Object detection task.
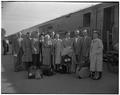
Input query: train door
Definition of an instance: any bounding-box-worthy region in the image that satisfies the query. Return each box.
[103,6,114,52]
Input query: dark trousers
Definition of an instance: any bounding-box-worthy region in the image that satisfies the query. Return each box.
[76,55,79,62]
[51,55,55,70]
[74,55,79,72]
[32,54,40,69]
[24,62,32,71]
[78,56,90,71]
[55,64,60,71]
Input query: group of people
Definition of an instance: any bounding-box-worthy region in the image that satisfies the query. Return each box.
[11,29,103,80]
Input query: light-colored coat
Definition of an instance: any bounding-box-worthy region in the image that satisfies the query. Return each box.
[90,38,103,72]
[62,38,74,73]
[54,39,62,64]
[61,38,73,56]
[42,40,52,65]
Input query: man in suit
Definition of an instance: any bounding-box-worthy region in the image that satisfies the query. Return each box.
[75,29,91,79]
[81,29,92,59]
[79,29,91,72]
[72,29,83,73]
[50,31,56,71]
[22,32,32,71]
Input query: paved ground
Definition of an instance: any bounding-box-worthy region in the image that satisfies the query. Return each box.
[1,55,118,94]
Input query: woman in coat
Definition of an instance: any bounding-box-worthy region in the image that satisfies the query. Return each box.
[61,32,73,73]
[61,32,73,56]
[42,34,52,66]
[54,33,62,71]
[90,31,103,80]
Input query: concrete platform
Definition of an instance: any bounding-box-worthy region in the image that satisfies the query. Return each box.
[1,55,118,94]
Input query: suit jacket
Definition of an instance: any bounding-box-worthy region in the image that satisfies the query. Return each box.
[81,36,92,57]
[90,38,103,71]
[22,37,32,62]
[72,36,83,55]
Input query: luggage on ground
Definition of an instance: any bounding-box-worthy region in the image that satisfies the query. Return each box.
[76,67,90,78]
[58,55,72,73]
[35,69,43,79]
[58,65,67,73]
[40,65,54,76]
[76,57,90,78]
[28,66,36,79]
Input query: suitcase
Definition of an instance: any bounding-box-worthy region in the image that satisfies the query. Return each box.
[28,66,36,79]
[76,57,90,78]
[76,67,90,78]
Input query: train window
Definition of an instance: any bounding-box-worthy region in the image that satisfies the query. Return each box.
[83,12,91,27]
